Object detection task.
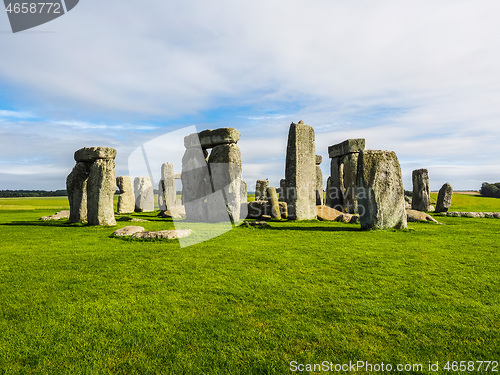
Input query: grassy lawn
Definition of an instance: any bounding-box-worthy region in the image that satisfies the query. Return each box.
[0,195,499,374]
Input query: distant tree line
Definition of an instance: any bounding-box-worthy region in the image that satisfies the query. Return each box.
[480,182,500,198]
[0,190,67,198]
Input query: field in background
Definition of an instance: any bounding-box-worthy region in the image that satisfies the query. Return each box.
[0,194,499,373]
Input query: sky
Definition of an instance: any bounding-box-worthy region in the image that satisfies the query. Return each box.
[1,0,500,191]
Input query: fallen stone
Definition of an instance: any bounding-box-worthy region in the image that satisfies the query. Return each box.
[112,226,145,236]
[435,183,453,213]
[159,206,186,219]
[241,221,269,228]
[406,209,440,223]
[74,147,117,162]
[40,210,70,221]
[328,138,365,158]
[132,229,192,239]
[334,213,359,223]
[316,205,343,221]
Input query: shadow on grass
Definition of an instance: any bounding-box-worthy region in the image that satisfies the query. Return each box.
[266,225,361,232]
[1,220,87,228]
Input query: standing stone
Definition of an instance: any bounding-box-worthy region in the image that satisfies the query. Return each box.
[412,169,431,211]
[67,146,117,226]
[208,143,242,222]
[328,157,343,211]
[158,162,176,211]
[279,179,287,202]
[325,177,332,207]
[285,121,316,220]
[267,186,281,220]
[66,161,91,223]
[240,180,248,220]
[134,177,154,212]
[181,145,213,222]
[340,153,359,213]
[315,156,323,206]
[255,179,269,201]
[116,176,135,214]
[436,182,453,213]
[357,150,407,230]
[87,159,117,226]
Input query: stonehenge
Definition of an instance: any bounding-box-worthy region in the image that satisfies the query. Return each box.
[158,162,177,211]
[356,150,407,230]
[116,176,135,214]
[284,121,316,220]
[181,127,243,223]
[327,138,365,214]
[412,169,431,211]
[435,183,453,213]
[67,147,117,226]
[134,177,155,212]
[315,155,323,206]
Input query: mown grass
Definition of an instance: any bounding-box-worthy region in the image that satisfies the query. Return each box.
[0,195,499,374]
[430,193,500,212]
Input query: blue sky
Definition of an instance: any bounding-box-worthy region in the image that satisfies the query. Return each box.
[1,0,500,191]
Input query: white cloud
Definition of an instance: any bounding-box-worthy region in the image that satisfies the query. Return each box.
[1,0,500,189]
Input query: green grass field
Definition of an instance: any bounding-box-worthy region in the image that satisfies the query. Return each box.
[0,194,499,374]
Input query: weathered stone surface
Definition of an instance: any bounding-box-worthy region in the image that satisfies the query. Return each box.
[132,229,192,239]
[208,143,242,222]
[412,169,431,211]
[158,162,176,211]
[184,128,241,149]
[181,147,213,221]
[278,201,288,219]
[279,179,287,202]
[340,153,359,214]
[134,177,155,213]
[441,211,500,218]
[328,139,365,158]
[87,159,117,226]
[316,165,323,206]
[67,161,91,223]
[285,121,316,220]
[436,183,453,213]
[240,180,248,220]
[328,157,343,211]
[267,187,281,220]
[315,155,322,165]
[158,206,186,219]
[316,205,343,221]
[357,150,407,230]
[112,226,145,236]
[40,210,70,221]
[74,147,116,162]
[247,201,270,219]
[335,213,359,223]
[406,209,440,223]
[255,179,269,201]
[116,176,135,214]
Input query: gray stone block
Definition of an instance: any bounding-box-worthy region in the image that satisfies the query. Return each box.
[328,139,365,158]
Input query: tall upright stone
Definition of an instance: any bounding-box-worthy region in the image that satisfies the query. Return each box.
[240,180,248,220]
[315,155,323,205]
[67,161,91,223]
[412,169,431,211]
[357,150,407,230]
[436,182,453,213]
[328,139,365,213]
[67,146,116,225]
[116,176,135,214]
[158,162,176,211]
[267,186,281,220]
[181,145,213,222]
[87,159,117,226]
[285,121,316,220]
[255,179,269,201]
[208,143,242,222]
[279,179,287,202]
[134,177,154,212]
